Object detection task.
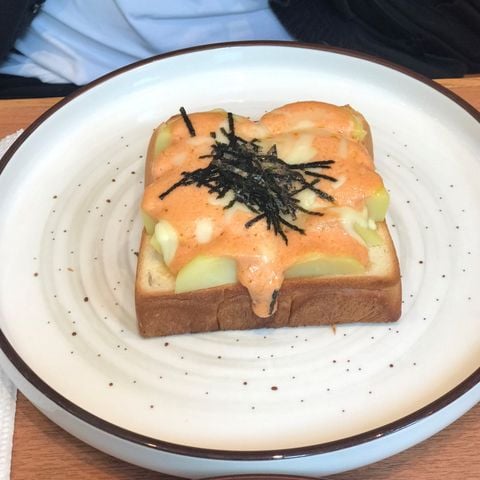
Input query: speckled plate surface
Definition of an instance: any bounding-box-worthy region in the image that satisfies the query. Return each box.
[0,43,479,475]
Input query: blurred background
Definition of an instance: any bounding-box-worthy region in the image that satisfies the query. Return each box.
[0,0,479,98]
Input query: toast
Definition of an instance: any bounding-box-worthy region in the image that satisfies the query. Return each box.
[135,102,401,337]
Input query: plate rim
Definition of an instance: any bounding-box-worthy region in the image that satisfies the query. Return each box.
[1,40,479,461]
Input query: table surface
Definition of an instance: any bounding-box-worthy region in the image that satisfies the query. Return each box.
[1,77,479,480]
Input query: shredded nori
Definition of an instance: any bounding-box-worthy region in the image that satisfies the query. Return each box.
[269,289,280,315]
[180,106,196,137]
[159,108,337,244]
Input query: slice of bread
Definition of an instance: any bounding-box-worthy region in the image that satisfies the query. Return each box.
[135,223,401,337]
[135,103,401,337]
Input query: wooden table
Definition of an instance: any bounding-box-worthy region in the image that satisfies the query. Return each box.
[1,78,479,480]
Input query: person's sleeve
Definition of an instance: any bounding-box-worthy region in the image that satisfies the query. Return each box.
[269,0,480,78]
[0,0,45,63]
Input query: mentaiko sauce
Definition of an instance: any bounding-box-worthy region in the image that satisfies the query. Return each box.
[141,102,384,317]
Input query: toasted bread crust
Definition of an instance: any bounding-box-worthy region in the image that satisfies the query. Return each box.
[136,277,401,337]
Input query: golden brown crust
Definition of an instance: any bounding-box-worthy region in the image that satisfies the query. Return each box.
[136,270,401,337]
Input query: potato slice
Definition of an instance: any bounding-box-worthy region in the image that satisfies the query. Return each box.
[285,255,365,278]
[153,219,178,265]
[141,210,156,235]
[154,123,172,156]
[366,187,389,221]
[351,112,367,142]
[354,223,383,246]
[175,256,237,293]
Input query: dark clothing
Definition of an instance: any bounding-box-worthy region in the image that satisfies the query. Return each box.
[270,0,480,78]
[0,0,76,98]
[0,74,78,99]
[0,0,44,63]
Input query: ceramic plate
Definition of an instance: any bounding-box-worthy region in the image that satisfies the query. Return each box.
[0,43,479,477]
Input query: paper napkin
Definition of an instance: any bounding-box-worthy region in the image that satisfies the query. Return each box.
[0,130,22,480]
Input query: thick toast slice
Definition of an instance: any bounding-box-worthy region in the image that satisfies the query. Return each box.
[135,221,401,337]
[135,103,401,337]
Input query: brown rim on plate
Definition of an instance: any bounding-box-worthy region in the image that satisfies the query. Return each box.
[0,41,479,461]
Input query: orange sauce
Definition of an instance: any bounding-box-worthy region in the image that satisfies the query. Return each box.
[142,102,384,317]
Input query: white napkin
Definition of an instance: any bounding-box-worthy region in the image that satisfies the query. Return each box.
[0,130,22,480]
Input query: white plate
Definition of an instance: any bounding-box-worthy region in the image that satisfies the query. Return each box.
[0,43,479,477]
